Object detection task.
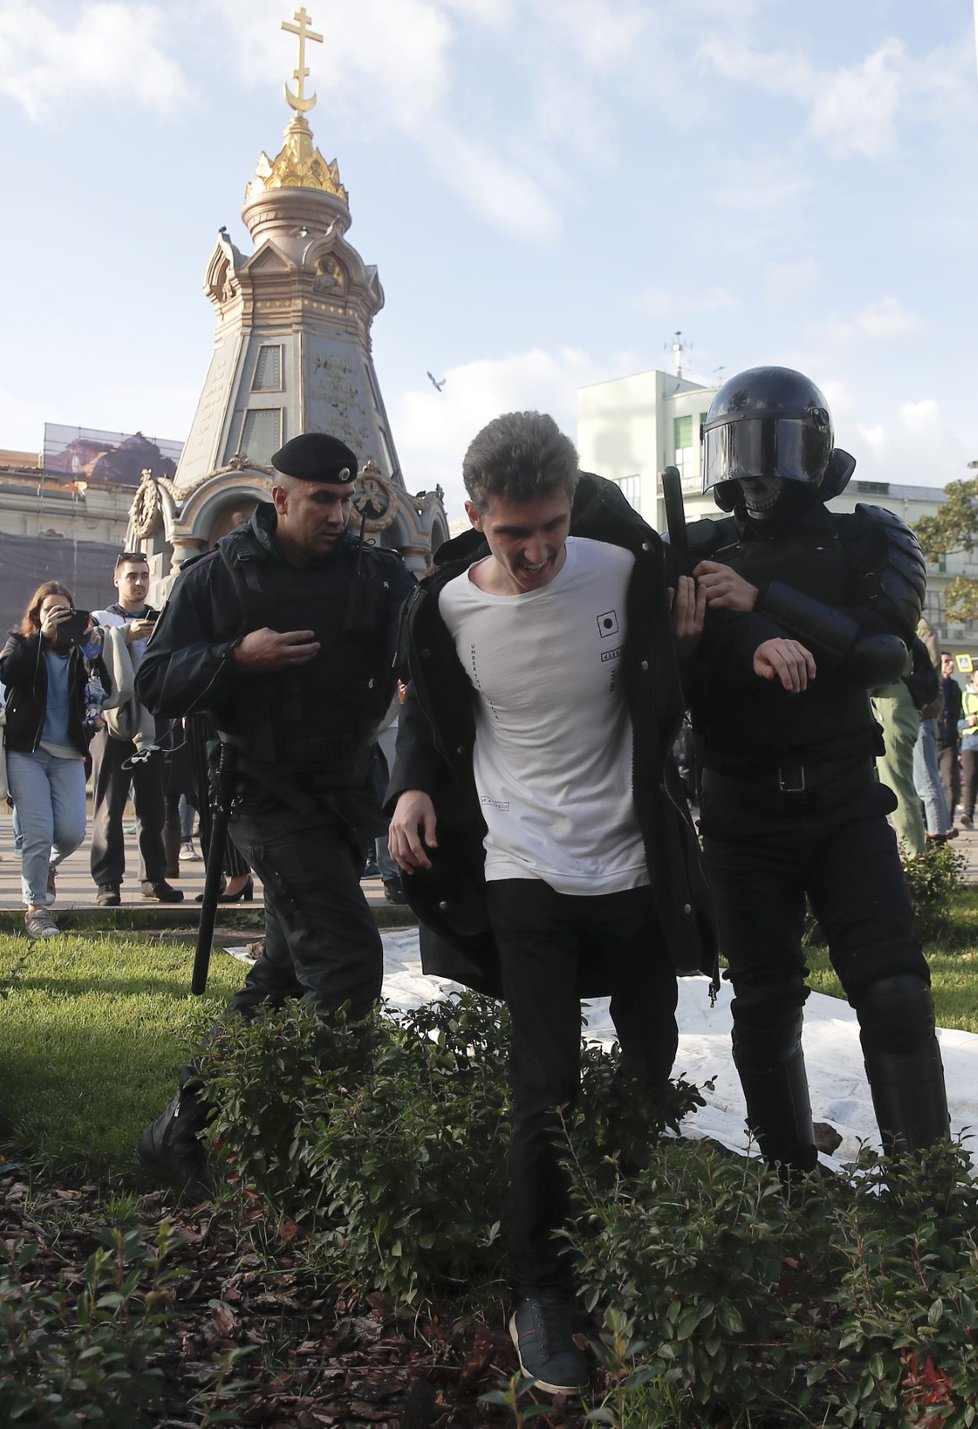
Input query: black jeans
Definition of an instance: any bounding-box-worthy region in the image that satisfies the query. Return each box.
[227,802,382,1020]
[960,749,978,821]
[486,879,678,1297]
[89,728,167,887]
[938,744,960,822]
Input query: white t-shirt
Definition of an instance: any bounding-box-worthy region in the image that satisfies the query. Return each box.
[439,536,648,894]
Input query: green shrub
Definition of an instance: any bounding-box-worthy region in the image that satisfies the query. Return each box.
[565,1136,978,1426]
[903,842,968,943]
[0,1226,178,1427]
[200,993,514,1304]
[199,996,705,1310]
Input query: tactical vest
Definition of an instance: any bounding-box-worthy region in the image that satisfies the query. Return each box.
[217,527,396,776]
[691,514,879,765]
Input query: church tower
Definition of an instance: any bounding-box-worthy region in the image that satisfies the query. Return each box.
[129,8,447,578]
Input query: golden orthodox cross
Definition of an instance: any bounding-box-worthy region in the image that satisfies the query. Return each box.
[282,7,323,114]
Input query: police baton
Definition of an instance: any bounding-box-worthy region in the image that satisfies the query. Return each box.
[191,740,238,996]
[660,465,689,570]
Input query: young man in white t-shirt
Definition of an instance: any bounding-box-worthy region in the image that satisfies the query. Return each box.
[389,411,714,1397]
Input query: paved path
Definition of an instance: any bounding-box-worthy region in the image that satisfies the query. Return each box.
[1,801,975,921]
[0,803,400,920]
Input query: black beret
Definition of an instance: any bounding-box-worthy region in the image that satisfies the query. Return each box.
[271,433,359,485]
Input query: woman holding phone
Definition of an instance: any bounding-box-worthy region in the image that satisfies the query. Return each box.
[0,581,109,938]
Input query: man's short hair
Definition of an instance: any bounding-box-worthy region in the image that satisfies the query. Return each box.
[942,650,953,659]
[115,550,148,569]
[462,411,579,513]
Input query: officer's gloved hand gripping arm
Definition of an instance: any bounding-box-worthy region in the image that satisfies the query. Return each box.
[752,506,924,690]
[695,506,922,692]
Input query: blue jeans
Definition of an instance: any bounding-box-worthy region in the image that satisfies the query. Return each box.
[6,748,88,906]
[913,718,950,836]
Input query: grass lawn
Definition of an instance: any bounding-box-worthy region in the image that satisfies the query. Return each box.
[2,889,978,1183]
[0,933,242,1180]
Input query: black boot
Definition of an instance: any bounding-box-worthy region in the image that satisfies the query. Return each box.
[857,974,949,1155]
[733,1005,818,1179]
[735,1044,818,1177]
[136,1087,214,1201]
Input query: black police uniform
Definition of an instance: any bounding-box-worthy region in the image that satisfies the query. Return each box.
[680,367,948,1174]
[135,434,416,1198]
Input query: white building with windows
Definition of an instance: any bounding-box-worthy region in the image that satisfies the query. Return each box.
[577,368,977,658]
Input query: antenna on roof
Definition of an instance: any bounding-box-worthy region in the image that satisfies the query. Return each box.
[664,330,691,378]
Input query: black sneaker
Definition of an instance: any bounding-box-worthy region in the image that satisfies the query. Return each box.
[141,879,184,903]
[96,883,121,906]
[136,1092,213,1202]
[509,1294,589,1396]
[383,876,408,906]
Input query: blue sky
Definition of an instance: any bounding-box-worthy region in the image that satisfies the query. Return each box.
[1,0,976,519]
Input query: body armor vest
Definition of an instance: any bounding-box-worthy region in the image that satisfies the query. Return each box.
[694,515,879,766]
[217,529,395,776]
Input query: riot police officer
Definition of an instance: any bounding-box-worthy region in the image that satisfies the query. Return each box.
[675,366,949,1176]
[134,433,416,1198]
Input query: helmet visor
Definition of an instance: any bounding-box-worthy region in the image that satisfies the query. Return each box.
[702,417,820,493]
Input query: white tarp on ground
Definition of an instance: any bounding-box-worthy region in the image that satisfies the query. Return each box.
[374,928,978,1172]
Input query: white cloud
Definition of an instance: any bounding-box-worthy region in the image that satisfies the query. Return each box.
[815,296,920,344]
[423,127,564,245]
[852,399,966,489]
[0,2,190,121]
[808,40,904,160]
[857,296,919,339]
[898,398,941,437]
[633,286,737,317]
[699,34,908,161]
[538,0,648,70]
[392,346,599,516]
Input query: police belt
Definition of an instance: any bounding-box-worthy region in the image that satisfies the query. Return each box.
[701,756,877,814]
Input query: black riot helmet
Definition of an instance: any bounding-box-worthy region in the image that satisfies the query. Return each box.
[702,366,846,512]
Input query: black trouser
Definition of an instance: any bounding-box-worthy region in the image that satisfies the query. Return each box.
[699,782,930,1145]
[226,801,382,1020]
[486,879,678,1297]
[89,728,167,887]
[937,744,960,822]
[960,749,978,821]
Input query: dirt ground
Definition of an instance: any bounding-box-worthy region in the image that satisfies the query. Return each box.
[1,1171,592,1428]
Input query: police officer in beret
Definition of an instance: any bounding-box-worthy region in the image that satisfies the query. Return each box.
[134,433,416,1198]
[672,367,948,1181]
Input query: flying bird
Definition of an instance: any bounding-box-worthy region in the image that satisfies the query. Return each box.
[427,371,446,392]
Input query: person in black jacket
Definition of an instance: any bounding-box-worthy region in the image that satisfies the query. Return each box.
[388,411,716,1398]
[133,433,416,1200]
[0,581,109,939]
[938,650,963,824]
[676,366,949,1182]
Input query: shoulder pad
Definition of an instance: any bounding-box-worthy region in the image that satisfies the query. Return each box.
[851,504,926,630]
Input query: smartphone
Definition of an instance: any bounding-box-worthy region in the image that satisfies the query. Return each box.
[59,609,90,640]
[144,610,160,624]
